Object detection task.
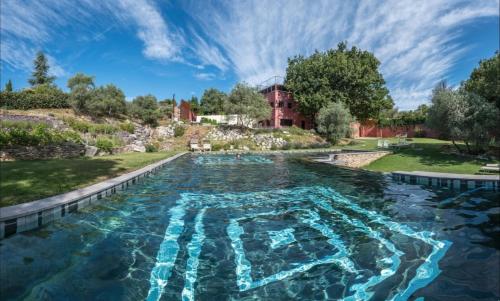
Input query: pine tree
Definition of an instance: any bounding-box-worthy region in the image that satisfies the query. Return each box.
[4,79,13,92]
[28,51,55,86]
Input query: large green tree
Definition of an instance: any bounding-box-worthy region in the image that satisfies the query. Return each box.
[129,94,161,126]
[189,96,200,114]
[88,84,127,117]
[200,88,227,115]
[28,51,55,86]
[226,83,271,127]
[462,52,500,110]
[285,42,393,122]
[67,73,95,113]
[427,82,499,154]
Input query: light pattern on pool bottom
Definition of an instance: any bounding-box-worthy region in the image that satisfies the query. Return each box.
[194,155,273,165]
[146,186,451,301]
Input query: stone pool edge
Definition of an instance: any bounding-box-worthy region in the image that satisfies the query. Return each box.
[392,170,499,191]
[0,152,188,239]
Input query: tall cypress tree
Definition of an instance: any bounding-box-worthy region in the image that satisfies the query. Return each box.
[4,79,13,92]
[28,51,55,86]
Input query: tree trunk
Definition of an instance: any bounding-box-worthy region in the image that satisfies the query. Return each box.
[464,140,472,154]
[451,140,462,153]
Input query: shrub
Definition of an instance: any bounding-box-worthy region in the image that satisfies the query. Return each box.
[200,117,218,125]
[174,126,185,137]
[0,124,82,147]
[0,85,69,109]
[119,122,135,133]
[95,137,114,153]
[414,126,427,138]
[145,144,158,152]
[63,117,118,134]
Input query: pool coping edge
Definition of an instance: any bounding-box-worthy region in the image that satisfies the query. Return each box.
[0,152,188,239]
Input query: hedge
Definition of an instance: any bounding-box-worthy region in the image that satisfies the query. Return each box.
[0,88,69,109]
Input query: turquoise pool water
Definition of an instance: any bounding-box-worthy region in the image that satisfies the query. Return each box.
[1,154,499,300]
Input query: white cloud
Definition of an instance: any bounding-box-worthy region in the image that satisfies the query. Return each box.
[194,72,216,80]
[185,0,499,109]
[0,0,181,76]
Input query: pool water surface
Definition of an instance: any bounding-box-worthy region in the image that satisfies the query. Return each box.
[1,154,498,300]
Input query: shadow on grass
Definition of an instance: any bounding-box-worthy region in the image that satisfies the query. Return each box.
[392,143,484,167]
[0,158,124,207]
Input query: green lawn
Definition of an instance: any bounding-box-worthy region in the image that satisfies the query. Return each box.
[342,138,496,174]
[0,151,179,207]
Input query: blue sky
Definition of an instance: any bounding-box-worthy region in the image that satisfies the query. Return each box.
[1,0,498,110]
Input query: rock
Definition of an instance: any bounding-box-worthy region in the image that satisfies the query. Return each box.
[84,145,99,157]
[131,144,146,152]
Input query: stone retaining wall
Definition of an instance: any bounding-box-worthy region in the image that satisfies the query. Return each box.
[332,151,391,168]
[0,143,85,161]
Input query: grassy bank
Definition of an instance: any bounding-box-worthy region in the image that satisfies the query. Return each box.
[0,151,179,207]
[342,138,496,174]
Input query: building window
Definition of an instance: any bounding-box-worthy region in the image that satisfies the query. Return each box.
[287,102,292,109]
[269,102,274,107]
[280,119,293,126]
[278,101,284,108]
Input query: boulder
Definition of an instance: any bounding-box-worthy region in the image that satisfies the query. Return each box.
[84,145,99,157]
[131,144,146,152]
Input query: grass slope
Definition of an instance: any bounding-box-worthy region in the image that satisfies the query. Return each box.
[0,151,178,207]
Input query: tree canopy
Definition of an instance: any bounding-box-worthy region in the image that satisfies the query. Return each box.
[462,52,500,111]
[285,42,393,122]
[28,51,55,86]
[129,94,161,126]
[88,84,127,117]
[427,82,499,154]
[226,83,271,126]
[67,73,96,113]
[200,88,227,115]
[4,80,13,92]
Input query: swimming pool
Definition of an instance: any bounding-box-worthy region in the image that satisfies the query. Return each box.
[1,154,498,300]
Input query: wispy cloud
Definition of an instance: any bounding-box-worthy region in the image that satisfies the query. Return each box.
[194,72,216,81]
[185,0,498,109]
[0,0,181,76]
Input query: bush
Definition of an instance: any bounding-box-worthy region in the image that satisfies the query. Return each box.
[174,126,185,137]
[0,85,69,109]
[145,144,158,152]
[0,123,82,147]
[200,117,218,125]
[414,126,427,138]
[95,137,114,153]
[63,117,118,134]
[119,122,135,133]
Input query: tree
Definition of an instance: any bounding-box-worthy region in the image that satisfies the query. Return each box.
[4,79,13,92]
[28,51,55,86]
[129,94,161,126]
[67,73,95,113]
[226,83,271,127]
[316,101,354,144]
[462,52,500,111]
[285,42,393,122]
[426,83,466,152]
[200,88,227,115]
[88,84,127,117]
[189,96,200,114]
[427,82,499,154]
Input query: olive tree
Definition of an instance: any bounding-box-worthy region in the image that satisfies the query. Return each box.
[316,101,353,144]
[226,83,271,127]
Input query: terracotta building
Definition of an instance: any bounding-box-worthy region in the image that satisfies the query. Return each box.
[259,84,312,129]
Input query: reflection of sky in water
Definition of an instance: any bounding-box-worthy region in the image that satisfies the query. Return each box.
[0,154,498,301]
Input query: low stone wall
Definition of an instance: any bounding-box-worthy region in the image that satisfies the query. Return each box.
[331,151,391,168]
[0,143,85,161]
